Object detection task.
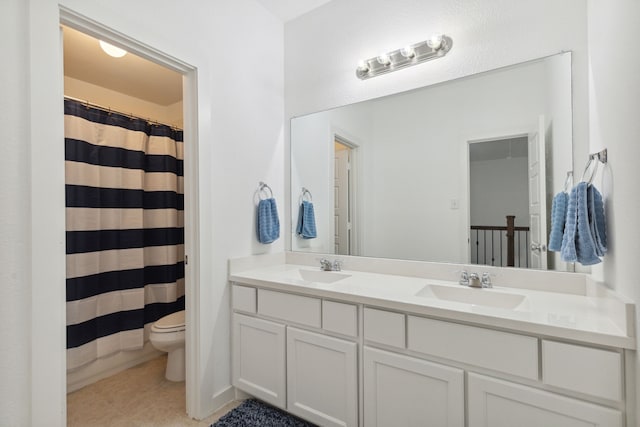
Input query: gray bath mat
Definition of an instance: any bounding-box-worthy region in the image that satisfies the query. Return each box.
[211,399,317,427]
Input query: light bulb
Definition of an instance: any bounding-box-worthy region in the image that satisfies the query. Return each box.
[99,40,127,58]
[377,53,391,66]
[400,45,415,58]
[357,60,370,73]
[426,34,443,50]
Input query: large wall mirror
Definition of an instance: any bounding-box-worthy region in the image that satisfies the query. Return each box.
[291,52,574,271]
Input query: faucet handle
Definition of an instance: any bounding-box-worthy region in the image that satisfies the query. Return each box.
[332,260,343,271]
[459,270,469,286]
[481,272,493,288]
[319,258,332,270]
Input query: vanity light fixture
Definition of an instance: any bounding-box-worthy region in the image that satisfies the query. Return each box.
[99,40,127,58]
[356,34,452,80]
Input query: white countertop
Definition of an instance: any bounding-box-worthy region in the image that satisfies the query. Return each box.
[230,262,636,349]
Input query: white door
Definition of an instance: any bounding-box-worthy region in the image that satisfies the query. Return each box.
[468,373,622,427]
[364,347,465,427]
[287,327,358,427]
[334,141,351,255]
[232,314,286,408]
[528,116,548,269]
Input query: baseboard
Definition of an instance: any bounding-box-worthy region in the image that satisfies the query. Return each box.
[235,388,252,400]
[67,342,162,393]
[211,385,237,414]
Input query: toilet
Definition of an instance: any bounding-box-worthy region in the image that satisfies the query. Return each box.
[149,310,186,382]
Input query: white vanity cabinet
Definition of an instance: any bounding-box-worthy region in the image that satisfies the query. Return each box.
[232,313,286,408]
[364,346,464,427]
[287,327,358,427]
[231,281,629,427]
[468,373,623,427]
[231,284,359,426]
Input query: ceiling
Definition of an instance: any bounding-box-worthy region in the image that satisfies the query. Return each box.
[256,0,333,22]
[63,26,183,106]
[63,2,330,106]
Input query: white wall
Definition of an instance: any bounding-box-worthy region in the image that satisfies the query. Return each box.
[545,53,574,270]
[0,0,31,425]
[366,62,548,262]
[587,0,640,419]
[470,157,529,227]
[291,102,373,254]
[3,0,284,425]
[64,76,184,128]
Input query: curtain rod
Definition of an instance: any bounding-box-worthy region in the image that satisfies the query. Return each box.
[63,95,182,130]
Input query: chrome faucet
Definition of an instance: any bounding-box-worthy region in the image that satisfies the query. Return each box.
[320,258,333,271]
[468,272,482,288]
[319,258,342,271]
[459,270,492,288]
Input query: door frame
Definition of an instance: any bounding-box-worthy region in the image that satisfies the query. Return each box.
[33,6,200,424]
[462,126,531,265]
[331,131,360,256]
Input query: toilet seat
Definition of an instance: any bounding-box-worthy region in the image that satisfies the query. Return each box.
[151,310,185,333]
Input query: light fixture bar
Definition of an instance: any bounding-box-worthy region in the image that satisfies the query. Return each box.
[356,35,452,80]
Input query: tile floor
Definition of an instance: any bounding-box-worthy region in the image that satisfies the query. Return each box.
[67,355,242,426]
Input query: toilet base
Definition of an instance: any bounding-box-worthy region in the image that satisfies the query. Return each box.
[165,347,185,382]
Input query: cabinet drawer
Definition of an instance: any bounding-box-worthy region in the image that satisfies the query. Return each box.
[468,373,623,427]
[258,289,321,328]
[408,316,538,380]
[323,300,358,337]
[232,285,256,313]
[364,308,405,348]
[542,340,622,401]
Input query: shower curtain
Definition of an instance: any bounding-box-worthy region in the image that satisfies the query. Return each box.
[64,99,185,370]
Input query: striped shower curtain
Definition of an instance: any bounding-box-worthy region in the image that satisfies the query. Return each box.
[64,99,185,370]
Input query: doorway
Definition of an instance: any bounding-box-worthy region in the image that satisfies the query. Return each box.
[468,136,531,268]
[333,137,355,255]
[60,11,199,419]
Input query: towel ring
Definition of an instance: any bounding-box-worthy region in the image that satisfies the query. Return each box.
[563,171,573,193]
[258,181,273,200]
[301,187,313,202]
[580,155,600,185]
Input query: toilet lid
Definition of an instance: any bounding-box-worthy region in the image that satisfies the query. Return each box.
[153,310,185,331]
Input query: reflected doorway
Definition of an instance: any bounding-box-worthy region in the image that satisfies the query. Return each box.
[334,138,354,255]
[468,136,531,268]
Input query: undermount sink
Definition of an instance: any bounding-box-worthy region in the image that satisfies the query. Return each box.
[297,269,352,284]
[415,284,526,309]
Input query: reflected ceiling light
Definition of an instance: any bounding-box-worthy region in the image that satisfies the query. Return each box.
[99,40,127,58]
[356,34,452,80]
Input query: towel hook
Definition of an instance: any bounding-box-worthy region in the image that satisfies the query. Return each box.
[301,187,313,202]
[258,181,273,200]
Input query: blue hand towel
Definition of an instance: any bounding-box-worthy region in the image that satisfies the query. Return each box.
[257,198,280,244]
[561,182,601,265]
[296,200,317,239]
[548,191,568,252]
[587,184,607,256]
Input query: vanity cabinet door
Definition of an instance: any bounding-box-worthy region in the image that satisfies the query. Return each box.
[468,373,623,427]
[287,327,358,427]
[364,347,464,427]
[232,313,286,408]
